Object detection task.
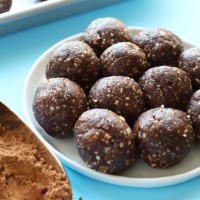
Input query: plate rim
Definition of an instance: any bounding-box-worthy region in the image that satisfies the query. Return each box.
[23,26,200,188]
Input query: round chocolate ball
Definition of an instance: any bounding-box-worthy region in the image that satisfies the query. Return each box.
[100,42,148,80]
[88,76,146,125]
[81,17,133,57]
[178,47,200,91]
[134,28,183,67]
[139,66,192,110]
[32,78,87,137]
[134,107,194,168]
[46,41,100,92]
[0,0,12,13]
[74,108,136,174]
[187,90,200,141]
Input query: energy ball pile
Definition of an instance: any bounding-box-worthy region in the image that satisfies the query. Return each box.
[33,17,199,174]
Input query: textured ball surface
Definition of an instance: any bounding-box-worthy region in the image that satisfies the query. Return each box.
[32,78,87,137]
[74,108,136,174]
[88,76,146,125]
[82,17,133,57]
[134,107,194,168]
[100,42,148,80]
[139,66,192,110]
[134,28,183,67]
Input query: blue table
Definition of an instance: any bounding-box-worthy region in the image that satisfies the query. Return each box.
[1,0,200,199]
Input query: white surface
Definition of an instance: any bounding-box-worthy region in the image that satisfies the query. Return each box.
[0,0,122,36]
[10,0,38,11]
[0,0,74,20]
[23,27,200,188]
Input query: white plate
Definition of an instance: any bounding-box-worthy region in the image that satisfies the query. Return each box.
[23,27,200,188]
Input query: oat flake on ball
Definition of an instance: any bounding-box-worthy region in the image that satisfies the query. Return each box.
[139,66,192,110]
[32,78,87,137]
[46,41,100,92]
[134,28,183,67]
[134,107,194,168]
[74,108,136,174]
[100,42,148,80]
[81,17,133,57]
[88,76,146,126]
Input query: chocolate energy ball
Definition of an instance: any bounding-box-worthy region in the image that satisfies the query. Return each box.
[100,42,148,80]
[134,107,194,168]
[81,17,133,57]
[187,90,200,141]
[32,78,87,137]
[179,47,200,91]
[139,66,192,110]
[74,108,136,174]
[134,28,183,67]
[88,76,146,125]
[46,41,100,92]
[0,0,12,13]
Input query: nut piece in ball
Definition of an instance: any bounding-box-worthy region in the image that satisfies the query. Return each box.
[88,76,146,125]
[32,78,87,137]
[139,66,192,110]
[46,41,100,92]
[134,107,194,168]
[179,47,200,91]
[74,108,136,174]
[100,42,148,80]
[82,17,133,57]
[187,90,200,141]
[134,28,183,67]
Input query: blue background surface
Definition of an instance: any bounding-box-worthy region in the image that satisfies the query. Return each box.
[1,0,200,199]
